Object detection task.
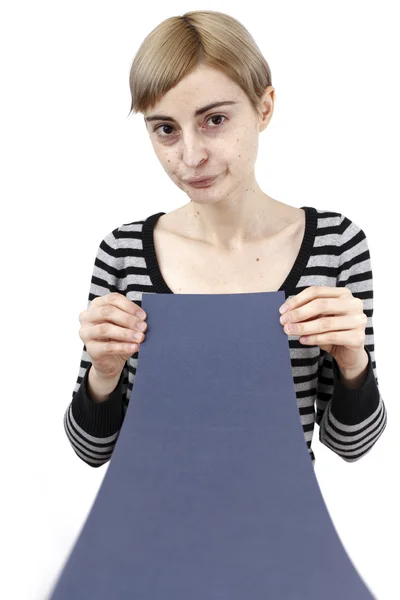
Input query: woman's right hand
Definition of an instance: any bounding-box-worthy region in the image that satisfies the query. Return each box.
[79,292,147,379]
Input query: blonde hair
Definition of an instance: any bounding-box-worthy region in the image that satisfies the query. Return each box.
[127,11,273,118]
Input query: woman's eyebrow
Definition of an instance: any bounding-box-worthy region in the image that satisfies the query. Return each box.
[144,100,239,123]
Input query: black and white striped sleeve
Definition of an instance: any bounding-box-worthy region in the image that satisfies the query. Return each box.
[315,216,387,462]
[63,228,127,467]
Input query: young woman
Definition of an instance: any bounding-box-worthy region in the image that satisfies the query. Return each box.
[64,10,386,469]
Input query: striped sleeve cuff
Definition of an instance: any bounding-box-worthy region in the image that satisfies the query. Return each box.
[319,349,387,462]
[64,366,125,467]
[71,365,125,437]
[329,348,380,425]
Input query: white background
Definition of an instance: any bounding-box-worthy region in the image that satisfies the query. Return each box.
[1,1,399,599]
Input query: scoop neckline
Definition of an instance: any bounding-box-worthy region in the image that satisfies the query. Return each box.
[142,206,317,298]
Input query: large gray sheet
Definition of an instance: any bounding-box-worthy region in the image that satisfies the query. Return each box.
[50,291,375,599]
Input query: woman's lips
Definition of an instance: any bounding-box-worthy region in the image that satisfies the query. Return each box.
[188,175,218,188]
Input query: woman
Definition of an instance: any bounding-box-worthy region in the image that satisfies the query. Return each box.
[64,10,386,469]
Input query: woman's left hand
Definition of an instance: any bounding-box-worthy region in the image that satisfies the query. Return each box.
[279,286,368,371]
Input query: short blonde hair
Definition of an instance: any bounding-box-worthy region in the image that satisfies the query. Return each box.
[128,10,273,118]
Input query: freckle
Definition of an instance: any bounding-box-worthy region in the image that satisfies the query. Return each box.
[256,257,259,261]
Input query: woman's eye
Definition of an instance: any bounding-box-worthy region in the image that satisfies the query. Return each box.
[153,114,226,138]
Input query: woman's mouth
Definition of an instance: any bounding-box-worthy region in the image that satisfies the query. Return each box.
[187,175,219,188]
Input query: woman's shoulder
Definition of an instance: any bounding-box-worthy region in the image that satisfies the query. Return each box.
[92,215,155,276]
[310,205,366,240]
[98,213,162,246]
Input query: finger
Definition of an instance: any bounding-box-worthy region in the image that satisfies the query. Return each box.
[281,285,352,314]
[96,322,145,344]
[282,295,355,324]
[91,302,148,333]
[93,307,146,337]
[93,292,147,319]
[284,314,366,337]
[87,339,139,359]
[299,329,365,347]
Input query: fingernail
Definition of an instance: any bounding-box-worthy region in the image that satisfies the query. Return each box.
[136,310,146,319]
[279,304,289,314]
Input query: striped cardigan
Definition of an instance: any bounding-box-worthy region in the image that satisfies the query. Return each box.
[64,206,387,468]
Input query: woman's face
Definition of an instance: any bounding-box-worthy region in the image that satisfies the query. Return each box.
[143,64,274,204]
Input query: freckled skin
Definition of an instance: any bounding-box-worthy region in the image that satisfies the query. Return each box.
[143,63,287,248]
